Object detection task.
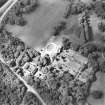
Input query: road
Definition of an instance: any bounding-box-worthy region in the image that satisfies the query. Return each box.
[0,0,14,15]
[0,0,19,24]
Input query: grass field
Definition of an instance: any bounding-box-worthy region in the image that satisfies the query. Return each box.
[6,0,68,48]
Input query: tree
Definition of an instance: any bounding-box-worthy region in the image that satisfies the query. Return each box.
[98,22,105,32]
[52,21,66,36]
[39,54,51,67]
[9,60,16,67]
[20,0,39,14]
[0,0,7,7]
[94,1,105,19]
[22,92,42,105]
[64,3,72,19]
[99,60,105,73]
[70,2,86,15]
[79,43,97,57]
[17,17,27,26]
[91,90,104,99]
[62,37,72,50]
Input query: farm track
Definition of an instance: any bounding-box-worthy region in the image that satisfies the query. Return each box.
[9,67,47,105]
